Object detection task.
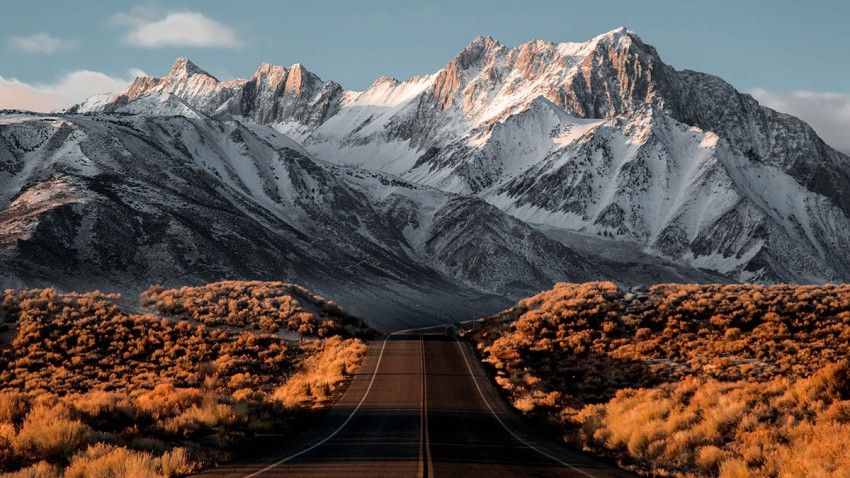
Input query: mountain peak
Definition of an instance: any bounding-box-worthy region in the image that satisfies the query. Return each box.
[468,35,498,46]
[590,27,645,50]
[371,76,400,86]
[287,63,315,78]
[447,35,503,72]
[255,62,283,72]
[253,62,288,80]
[462,35,502,55]
[168,57,217,81]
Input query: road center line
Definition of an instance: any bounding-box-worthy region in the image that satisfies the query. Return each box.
[242,335,392,478]
[452,336,599,478]
[419,336,434,478]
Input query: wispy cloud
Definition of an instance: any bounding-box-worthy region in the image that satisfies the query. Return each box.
[750,88,850,156]
[0,69,144,112]
[9,32,75,54]
[109,8,243,49]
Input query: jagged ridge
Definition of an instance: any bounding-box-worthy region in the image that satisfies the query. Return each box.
[25,27,850,303]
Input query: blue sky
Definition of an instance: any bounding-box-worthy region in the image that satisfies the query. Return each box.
[1,0,848,151]
[3,0,849,91]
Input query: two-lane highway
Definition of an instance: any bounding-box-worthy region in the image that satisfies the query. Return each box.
[199,333,631,477]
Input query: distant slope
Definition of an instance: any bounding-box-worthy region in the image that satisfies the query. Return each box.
[0,112,598,329]
[72,29,850,284]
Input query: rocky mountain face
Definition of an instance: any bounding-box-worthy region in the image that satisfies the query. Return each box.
[76,27,850,284]
[0,113,598,329]
[4,27,849,326]
[73,58,342,132]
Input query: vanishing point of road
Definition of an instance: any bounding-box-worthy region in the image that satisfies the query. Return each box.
[198,329,633,477]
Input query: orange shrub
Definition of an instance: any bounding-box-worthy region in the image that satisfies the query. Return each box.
[470,282,850,477]
[140,281,370,338]
[0,285,368,476]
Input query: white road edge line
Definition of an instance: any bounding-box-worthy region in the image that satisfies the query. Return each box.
[452,337,599,478]
[242,335,392,478]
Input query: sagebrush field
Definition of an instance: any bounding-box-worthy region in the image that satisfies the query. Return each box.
[469,282,850,477]
[0,282,368,477]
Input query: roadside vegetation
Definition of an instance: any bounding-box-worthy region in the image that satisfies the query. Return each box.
[469,282,850,477]
[0,283,368,477]
[140,281,371,338]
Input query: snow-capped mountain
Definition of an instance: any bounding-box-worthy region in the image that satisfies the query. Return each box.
[75,57,342,131]
[4,28,848,327]
[0,112,602,329]
[73,27,850,284]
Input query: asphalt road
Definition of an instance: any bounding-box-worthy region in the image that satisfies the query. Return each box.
[198,332,632,477]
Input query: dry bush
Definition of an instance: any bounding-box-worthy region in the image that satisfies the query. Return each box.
[64,444,163,478]
[0,284,369,476]
[0,391,29,425]
[470,282,850,477]
[159,447,193,477]
[776,421,850,477]
[162,400,238,437]
[135,385,205,420]
[695,446,727,474]
[274,336,367,408]
[719,458,750,478]
[1,461,61,478]
[140,281,371,338]
[66,391,140,434]
[0,290,294,394]
[1,422,16,464]
[13,402,92,462]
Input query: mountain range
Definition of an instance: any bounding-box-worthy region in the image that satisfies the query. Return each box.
[2,27,848,328]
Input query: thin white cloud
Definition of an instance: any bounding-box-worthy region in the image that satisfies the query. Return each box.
[107,5,157,28]
[750,88,850,156]
[109,8,243,49]
[9,32,74,54]
[0,69,144,113]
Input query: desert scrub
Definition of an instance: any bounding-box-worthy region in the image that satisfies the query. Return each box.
[140,281,372,338]
[575,362,850,476]
[274,336,368,408]
[0,286,369,476]
[470,282,850,477]
[12,401,93,462]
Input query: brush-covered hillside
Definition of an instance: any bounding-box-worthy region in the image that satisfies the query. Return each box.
[0,281,368,477]
[468,282,850,477]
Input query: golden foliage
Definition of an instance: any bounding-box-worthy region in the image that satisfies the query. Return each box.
[64,444,164,478]
[13,401,92,461]
[140,281,370,338]
[471,282,850,477]
[274,336,367,409]
[0,285,368,476]
[2,461,61,478]
[0,289,297,393]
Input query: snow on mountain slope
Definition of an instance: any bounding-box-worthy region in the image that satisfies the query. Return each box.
[64,27,850,285]
[488,106,850,282]
[73,58,342,135]
[0,112,599,329]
